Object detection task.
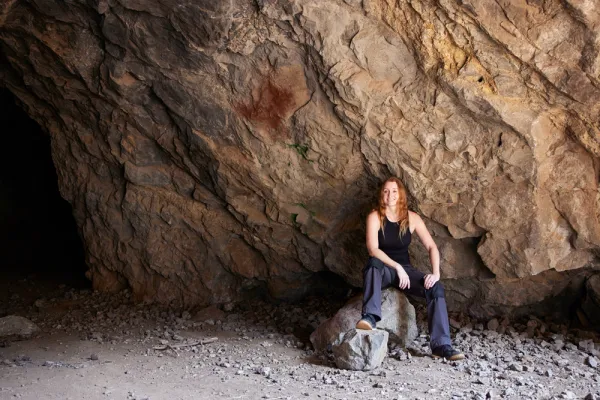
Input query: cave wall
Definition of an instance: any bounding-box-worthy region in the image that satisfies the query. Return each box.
[0,0,599,315]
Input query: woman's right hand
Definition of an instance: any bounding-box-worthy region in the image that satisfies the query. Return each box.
[396,264,410,290]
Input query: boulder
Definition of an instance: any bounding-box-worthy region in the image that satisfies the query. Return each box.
[310,288,417,353]
[192,305,226,323]
[332,329,388,371]
[0,315,39,339]
[580,273,600,328]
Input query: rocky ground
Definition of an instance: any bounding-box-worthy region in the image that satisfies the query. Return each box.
[1,278,600,400]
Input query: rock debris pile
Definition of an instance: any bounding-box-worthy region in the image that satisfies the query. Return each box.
[1,286,599,399]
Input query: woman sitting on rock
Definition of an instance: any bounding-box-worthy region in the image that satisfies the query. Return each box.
[356,177,465,361]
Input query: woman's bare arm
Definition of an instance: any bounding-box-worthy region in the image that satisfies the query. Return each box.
[410,211,440,288]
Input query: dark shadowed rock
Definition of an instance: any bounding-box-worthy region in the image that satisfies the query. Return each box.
[0,316,39,339]
[192,305,226,322]
[580,274,600,328]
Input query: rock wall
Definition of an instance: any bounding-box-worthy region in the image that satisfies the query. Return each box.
[1,0,599,316]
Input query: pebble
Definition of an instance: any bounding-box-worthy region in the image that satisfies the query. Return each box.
[560,391,577,399]
[487,319,499,332]
[256,366,271,378]
[508,363,522,372]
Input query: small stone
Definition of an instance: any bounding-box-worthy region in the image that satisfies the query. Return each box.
[256,366,271,377]
[181,311,191,320]
[475,377,490,385]
[497,372,509,380]
[34,299,46,309]
[487,318,499,332]
[555,359,569,367]
[43,361,58,367]
[587,356,598,368]
[90,354,99,361]
[509,363,523,372]
[560,391,576,399]
[545,369,553,377]
[580,340,594,352]
[564,343,578,352]
[553,340,564,352]
[526,319,538,328]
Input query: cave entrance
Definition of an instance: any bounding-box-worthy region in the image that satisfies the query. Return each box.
[0,87,88,299]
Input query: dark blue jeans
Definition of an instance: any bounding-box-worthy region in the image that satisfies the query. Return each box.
[362,256,452,350]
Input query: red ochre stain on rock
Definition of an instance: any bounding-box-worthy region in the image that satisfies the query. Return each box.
[236,79,296,131]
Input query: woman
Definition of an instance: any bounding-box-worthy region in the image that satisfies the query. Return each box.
[355,177,464,361]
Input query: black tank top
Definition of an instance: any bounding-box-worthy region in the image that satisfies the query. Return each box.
[378,216,411,266]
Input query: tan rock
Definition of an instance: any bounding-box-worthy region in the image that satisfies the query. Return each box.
[0,0,598,315]
[192,305,226,323]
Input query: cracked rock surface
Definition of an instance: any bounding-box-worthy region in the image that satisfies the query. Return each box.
[333,329,389,371]
[0,0,599,314]
[310,288,417,353]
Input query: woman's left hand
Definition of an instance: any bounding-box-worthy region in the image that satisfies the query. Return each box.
[424,273,440,289]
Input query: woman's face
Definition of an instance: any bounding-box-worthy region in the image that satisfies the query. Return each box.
[382,181,399,207]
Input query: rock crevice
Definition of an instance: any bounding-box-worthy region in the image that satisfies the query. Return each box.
[1,0,599,315]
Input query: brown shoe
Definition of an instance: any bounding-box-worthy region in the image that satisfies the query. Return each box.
[355,314,376,330]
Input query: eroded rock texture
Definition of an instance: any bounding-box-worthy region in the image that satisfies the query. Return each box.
[1,0,599,315]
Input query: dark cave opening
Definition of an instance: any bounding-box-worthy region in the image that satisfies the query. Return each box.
[0,87,88,293]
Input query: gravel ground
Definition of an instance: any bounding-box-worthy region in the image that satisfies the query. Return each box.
[1,280,599,400]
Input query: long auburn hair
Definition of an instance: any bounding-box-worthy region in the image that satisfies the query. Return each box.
[378,177,409,237]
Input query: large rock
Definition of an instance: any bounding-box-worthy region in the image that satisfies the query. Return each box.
[580,274,600,328]
[191,305,226,323]
[332,329,388,371]
[310,289,417,353]
[0,316,39,339]
[0,0,599,315]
